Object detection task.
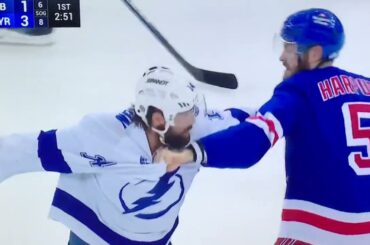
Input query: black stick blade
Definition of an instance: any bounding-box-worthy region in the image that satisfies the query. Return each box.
[123,0,238,89]
[188,66,238,89]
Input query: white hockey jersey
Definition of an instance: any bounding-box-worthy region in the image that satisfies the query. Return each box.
[0,107,252,245]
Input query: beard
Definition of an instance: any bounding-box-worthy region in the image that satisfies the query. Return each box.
[163,127,191,150]
[282,55,310,80]
[283,68,295,80]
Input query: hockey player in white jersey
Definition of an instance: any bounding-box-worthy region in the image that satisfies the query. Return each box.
[0,66,253,244]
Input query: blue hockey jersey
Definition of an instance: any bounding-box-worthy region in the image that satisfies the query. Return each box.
[198,66,370,244]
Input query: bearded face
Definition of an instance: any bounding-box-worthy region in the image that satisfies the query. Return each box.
[280,42,311,79]
[162,109,195,150]
[163,126,192,150]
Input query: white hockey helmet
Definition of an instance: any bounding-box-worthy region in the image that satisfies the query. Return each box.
[134,66,198,133]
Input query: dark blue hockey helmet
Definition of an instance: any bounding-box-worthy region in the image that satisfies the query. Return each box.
[280,8,345,60]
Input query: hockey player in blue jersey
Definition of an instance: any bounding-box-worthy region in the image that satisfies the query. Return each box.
[157,8,370,245]
[0,66,252,244]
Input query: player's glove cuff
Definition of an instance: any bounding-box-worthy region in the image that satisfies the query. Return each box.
[188,141,207,166]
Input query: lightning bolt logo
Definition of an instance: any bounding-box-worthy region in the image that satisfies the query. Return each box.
[119,170,185,219]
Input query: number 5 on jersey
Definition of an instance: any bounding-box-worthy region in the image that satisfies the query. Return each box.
[342,102,370,175]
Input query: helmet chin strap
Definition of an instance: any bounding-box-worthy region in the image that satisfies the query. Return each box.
[150,120,192,149]
[151,123,170,145]
[140,111,173,146]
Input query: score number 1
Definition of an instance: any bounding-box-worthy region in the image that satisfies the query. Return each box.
[20,0,29,26]
[15,0,33,28]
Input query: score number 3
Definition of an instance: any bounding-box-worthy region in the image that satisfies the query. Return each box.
[342,102,370,175]
[20,0,29,27]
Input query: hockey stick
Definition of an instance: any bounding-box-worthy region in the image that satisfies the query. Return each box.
[123,0,238,89]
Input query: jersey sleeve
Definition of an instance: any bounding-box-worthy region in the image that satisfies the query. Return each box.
[191,107,256,140]
[0,131,44,182]
[198,78,306,168]
[0,111,166,182]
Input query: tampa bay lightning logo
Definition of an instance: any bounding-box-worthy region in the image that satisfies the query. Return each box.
[119,170,185,219]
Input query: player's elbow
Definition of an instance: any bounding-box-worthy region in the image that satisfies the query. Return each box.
[247,149,266,166]
[233,149,266,168]
[229,138,270,168]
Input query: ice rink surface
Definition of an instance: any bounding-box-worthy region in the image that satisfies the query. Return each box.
[0,0,370,244]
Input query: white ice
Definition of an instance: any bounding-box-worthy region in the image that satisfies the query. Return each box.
[0,0,370,244]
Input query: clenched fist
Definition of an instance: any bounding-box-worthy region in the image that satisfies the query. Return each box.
[154,147,194,172]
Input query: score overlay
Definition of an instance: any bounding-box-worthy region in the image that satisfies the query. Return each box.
[0,0,80,28]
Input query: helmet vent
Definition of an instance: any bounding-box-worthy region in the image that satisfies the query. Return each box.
[170,93,179,99]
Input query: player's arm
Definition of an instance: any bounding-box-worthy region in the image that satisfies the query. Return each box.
[0,114,108,182]
[160,80,305,170]
[0,111,166,182]
[37,112,167,178]
[191,107,256,139]
[196,81,304,168]
[0,131,46,182]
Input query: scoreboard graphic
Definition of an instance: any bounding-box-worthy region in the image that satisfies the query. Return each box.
[0,0,80,28]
